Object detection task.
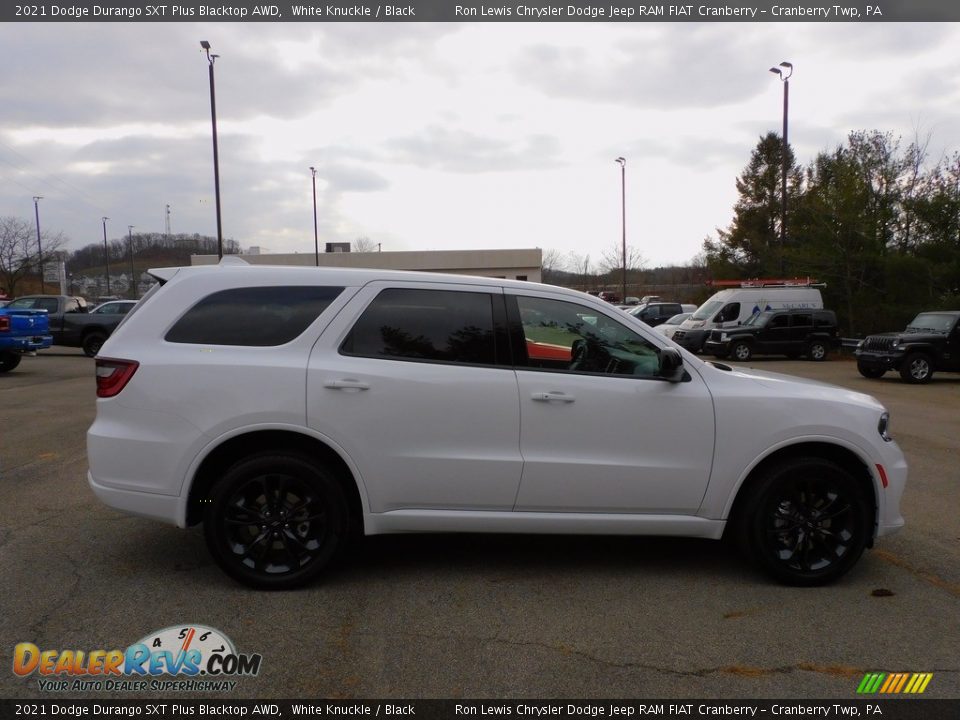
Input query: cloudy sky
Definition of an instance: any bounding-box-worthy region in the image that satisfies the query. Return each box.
[1,21,959,269]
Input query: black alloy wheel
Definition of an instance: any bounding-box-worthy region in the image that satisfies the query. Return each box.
[204,452,347,589]
[738,457,871,586]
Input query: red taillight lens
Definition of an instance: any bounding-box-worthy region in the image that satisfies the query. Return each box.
[95,358,139,398]
[0,316,9,332]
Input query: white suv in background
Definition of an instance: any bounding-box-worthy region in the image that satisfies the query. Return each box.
[88,261,907,589]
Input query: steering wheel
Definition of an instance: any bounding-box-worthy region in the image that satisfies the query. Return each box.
[569,338,588,371]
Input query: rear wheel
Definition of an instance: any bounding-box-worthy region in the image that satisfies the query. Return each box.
[731,341,752,362]
[204,452,348,590]
[736,457,871,586]
[82,332,107,358]
[807,340,829,362]
[857,363,885,379]
[0,352,22,373]
[899,352,933,384]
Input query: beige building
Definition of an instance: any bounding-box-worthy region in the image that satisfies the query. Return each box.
[192,248,542,283]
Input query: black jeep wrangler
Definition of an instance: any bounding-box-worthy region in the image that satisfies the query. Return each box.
[855,311,960,383]
[704,308,839,362]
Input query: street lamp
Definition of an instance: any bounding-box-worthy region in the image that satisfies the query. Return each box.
[101,216,111,296]
[614,157,626,304]
[33,196,45,293]
[200,40,224,259]
[127,225,136,299]
[309,166,319,266]
[769,61,793,261]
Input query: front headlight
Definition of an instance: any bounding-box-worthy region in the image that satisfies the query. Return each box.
[891,339,900,348]
[857,340,864,349]
[878,412,892,442]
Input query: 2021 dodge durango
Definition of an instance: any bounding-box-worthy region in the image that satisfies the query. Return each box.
[88,261,907,589]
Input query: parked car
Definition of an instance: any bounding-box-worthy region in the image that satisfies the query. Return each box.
[7,295,134,356]
[89,261,906,589]
[855,311,960,383]
[653,312,692,339]
[705,309,840,362]
[673,287,823,353]
[627,302,685,327]
[0,305,52,372]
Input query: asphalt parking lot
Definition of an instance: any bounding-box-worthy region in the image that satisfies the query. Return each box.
[1,349,958,700]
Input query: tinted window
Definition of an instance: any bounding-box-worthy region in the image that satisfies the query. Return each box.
[517,296,660,378]
[166,286,342,346]
[792,313,812,327]
[341,288,496,366]
[717,302,740,322]
[769,314,790,329]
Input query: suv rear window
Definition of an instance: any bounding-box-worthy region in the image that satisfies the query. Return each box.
[165,286,343,346]
[341,288,496,365]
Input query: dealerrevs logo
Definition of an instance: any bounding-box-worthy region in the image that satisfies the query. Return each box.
[13,625,262,693]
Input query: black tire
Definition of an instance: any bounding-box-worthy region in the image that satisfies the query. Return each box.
[0,352,22,373]
[857,363,885,379]
[204,452,349,590]
[899,352,933,384]
[736,457,871,586]
[731,341,752,362]
[807,340,829,362]
[82,332,107,358]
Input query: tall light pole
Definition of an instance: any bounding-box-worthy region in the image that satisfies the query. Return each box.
[769,60,793,267]
[614,157,626,304]
[33,196,45,293]
[309,166,319,266]
[101,216,111,296]
[200,41,224,259]
[127,225,136,299]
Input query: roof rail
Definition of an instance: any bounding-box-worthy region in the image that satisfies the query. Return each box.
[706,277,826,288]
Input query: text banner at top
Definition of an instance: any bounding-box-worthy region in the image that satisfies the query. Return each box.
[3,0,959,22]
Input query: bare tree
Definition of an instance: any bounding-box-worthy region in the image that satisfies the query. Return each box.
[567,251,592,289]
[0,216,67,297]
[540,248,566,284]
[599,244,646,274]
[353,236,378,253]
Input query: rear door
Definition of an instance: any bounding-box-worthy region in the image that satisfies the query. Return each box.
[306,282,523,513]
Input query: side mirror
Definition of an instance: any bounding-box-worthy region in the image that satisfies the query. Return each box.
[658,347,688,383]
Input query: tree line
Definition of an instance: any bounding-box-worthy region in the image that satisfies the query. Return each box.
[703,130,960,335]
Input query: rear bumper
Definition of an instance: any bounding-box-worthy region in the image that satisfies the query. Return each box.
[88,471,183,526]
[1,335,53,352]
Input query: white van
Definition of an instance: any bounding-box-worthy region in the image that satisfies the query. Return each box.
[672,287,823,352]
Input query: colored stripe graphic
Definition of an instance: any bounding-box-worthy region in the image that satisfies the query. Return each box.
[857,672,932,694]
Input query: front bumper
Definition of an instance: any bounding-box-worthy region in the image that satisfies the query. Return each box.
[673,328,707,352]
[855,350,904,371]
[703,338,730,356]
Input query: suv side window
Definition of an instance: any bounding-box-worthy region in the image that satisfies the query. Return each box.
[769,314,790,329]
[341,288,497,366]
[792,313,812,327]
[515,296,660,377]
[166,286,343,346]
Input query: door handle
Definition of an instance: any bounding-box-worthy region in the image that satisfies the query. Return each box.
[531,391,575,403]
[323,379,370,391]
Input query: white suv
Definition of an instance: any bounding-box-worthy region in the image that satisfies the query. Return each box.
[88,261,907,589]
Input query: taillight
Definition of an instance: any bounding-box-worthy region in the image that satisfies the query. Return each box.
[96,358,139,398]
[0,316,9,332]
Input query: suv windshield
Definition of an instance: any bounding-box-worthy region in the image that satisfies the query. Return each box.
[742,311,771,327]
[906,313,954,333]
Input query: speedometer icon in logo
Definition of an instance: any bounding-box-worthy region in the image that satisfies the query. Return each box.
[136,624,235,664]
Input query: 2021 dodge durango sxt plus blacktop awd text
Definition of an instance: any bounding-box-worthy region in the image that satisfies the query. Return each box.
[88,260,907,589]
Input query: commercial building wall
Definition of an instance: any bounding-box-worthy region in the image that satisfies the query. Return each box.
[192,248,542,283]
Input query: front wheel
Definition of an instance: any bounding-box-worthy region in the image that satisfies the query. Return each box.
[899,352,933,384]
[857,363,885,379]
[0,352,22,373]
[204,452,348,590]
[807,340,829,362]
[736,457,871,586]
[731,341,752,362]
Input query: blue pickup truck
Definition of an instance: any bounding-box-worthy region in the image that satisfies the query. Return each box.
[0,306,53,372]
